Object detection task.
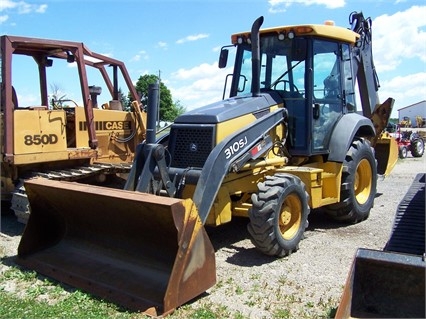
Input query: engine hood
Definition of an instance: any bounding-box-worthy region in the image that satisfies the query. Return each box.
[174,92,282,124]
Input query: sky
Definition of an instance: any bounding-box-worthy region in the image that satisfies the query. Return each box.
[1,0,425,119]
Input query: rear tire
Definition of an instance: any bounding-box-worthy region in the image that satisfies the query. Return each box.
[411,138,424,157]
[324,138,377,223]
[248,174,310,257]
[399,146,408,159]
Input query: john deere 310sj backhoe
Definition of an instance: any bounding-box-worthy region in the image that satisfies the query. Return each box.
[16,12,398,316]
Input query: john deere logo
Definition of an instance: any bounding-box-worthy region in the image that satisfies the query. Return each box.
[189,143,198,152]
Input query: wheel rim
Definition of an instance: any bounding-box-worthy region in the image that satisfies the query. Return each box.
[354,158,372,205]
[402,147,407,158]
[415,140,424,154]
[279,193,302,240]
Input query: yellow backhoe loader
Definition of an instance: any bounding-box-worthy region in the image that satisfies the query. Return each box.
[1,35,146,223]
[16,12,398,316]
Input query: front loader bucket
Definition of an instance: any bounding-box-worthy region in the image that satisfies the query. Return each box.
[16,178,216,316]
[336,248,425,318]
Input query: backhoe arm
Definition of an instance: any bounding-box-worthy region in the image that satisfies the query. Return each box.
[350,11,395,146]
[350,11,381,119]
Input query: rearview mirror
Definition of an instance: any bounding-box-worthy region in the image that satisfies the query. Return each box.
[219,48,229,69]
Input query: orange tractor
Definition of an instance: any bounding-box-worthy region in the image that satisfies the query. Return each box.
[1,35,146,223]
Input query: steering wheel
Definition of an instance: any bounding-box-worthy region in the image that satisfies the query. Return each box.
[273,80,299,94]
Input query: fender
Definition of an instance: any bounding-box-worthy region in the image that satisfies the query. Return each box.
[328,113,375,162]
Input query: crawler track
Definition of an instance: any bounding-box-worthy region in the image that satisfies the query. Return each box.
[11,163,131,223]
[384,173,425,256]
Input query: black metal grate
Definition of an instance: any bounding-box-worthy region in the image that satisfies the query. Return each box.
[169,125,214,169]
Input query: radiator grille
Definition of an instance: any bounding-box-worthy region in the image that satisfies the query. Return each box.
[169,125,214,168]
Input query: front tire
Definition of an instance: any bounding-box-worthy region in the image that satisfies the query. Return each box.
[248,174,310,257]
[325,138,377,223]
[399,146,408,159]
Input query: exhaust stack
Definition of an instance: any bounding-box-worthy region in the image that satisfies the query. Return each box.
[251,16,264,97]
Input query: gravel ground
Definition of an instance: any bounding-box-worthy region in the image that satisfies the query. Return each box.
[1,153,425,318]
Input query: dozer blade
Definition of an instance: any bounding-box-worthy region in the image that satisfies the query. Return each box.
[16,178,216,317]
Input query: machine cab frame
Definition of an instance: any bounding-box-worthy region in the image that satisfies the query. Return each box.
[222,32,356,156]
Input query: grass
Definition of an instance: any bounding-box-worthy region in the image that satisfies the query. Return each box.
[0,290,138,319]
[0,265,338,319]
[0,267,142,319]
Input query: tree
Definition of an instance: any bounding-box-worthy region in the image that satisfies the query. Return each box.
[49,83,67,109]
[134,74,185,122]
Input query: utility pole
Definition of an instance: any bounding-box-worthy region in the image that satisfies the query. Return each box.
[157,70,161,128]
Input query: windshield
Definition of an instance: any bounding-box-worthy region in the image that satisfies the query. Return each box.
[234,35,307,97]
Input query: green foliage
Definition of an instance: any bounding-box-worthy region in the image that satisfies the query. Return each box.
[0,290,140,319]
[273,308,291,318]
[118,87,131,111]
[134,74,185,122]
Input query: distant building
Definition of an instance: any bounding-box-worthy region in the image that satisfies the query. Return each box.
[398,100,426,127]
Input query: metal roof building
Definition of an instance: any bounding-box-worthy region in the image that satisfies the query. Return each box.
[398,100,426,128]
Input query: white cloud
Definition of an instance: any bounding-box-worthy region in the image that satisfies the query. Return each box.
[0,0,47,23]
[157,41,168,49]
[176,33,209,44]
[380,72,426,114]
[171,62,220,80]
[268,0,345,13]
[0,0,47,13]
[169,62,233,110]
[35,4,47,13]
[130,50,148,62]
[0,0,16,11]
[372,6,426,72]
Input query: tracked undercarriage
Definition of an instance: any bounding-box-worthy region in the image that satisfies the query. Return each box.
[11,163,131,223]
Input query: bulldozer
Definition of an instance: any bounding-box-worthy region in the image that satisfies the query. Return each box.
[16,12,398,316]
[0,35,146,223]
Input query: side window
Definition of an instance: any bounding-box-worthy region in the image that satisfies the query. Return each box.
[313,41,341,100]
[237,50,252,96]
[342,44,356,112]
[312,40,342,151]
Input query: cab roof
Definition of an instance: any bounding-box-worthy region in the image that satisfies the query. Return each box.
[231,23,359,44]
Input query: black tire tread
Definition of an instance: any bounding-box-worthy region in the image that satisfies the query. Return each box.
[324,138,377,223]
[248,174,310,257]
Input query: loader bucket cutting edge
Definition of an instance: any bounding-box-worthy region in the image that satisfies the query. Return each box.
[16,178,216,316]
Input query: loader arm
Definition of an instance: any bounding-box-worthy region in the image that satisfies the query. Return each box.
[193,107,286,224]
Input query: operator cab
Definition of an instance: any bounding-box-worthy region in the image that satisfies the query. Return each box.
[220,27,356,157]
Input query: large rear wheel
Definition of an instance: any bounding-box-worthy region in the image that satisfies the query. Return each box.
[248,174,310,257]
[411,138,424,157]
[325,138,377,223]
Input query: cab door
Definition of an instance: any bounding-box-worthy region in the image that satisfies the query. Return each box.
[311,40,344,152]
